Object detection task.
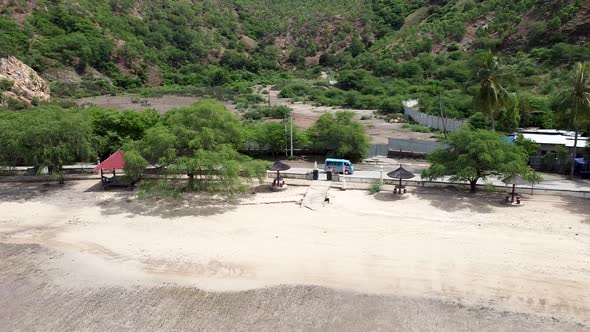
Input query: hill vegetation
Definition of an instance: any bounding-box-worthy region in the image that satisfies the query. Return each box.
[0,0,589,148]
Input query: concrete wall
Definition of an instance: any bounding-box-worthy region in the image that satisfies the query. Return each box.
[388,138,446,155]
[274,171,590,199]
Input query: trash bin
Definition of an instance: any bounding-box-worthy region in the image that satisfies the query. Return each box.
[326,171,332,181]
[313,169,319,180]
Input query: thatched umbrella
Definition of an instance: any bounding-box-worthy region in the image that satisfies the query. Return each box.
[387,165,415,193]
[269,160,291,182]
[502,175,529,203]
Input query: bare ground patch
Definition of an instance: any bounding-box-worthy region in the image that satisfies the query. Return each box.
[77,94,201,112]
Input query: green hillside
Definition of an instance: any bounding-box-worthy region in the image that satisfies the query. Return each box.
[1,0,589,129]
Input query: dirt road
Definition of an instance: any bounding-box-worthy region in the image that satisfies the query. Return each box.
[0,181,589,330]
[264,87,436,144]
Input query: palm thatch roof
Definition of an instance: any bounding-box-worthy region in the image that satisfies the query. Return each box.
[502,175,529,186]
[269,160,291,171]
[387,165,415,179]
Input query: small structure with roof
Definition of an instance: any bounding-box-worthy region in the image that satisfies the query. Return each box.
[510,129,589,173]
[516,129,588,153]
[269,160,290,191]
[387,165,415,194]
[501,175,530,205]
[93,150,135,189]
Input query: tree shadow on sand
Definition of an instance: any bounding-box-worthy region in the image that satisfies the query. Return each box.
[83,182,136,193]
[249,184,275,194]
[373,192,411,202]
[0,181,71,202]
[98,192,239,219]
[557,196,590,224]
[411,187,508,214]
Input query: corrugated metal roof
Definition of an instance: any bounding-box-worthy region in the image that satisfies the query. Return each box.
[565,137,588,148]
[521,133,588,147]
[519,128,576,136]
[521,133,568,145]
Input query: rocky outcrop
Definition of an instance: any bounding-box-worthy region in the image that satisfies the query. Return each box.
[0,56,50,107]
[561,0,590,43]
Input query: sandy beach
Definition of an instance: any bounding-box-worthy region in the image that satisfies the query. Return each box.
[1,180,589,331]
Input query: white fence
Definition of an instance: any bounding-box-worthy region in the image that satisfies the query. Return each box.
[402,100,465,132]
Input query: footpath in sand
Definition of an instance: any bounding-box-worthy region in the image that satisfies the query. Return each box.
[0,181,589,331]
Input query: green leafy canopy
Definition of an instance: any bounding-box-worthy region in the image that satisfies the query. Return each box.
[421,128,538,192]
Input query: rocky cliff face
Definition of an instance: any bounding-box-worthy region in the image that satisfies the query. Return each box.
[0,56,50,107]
[561,0,590,43]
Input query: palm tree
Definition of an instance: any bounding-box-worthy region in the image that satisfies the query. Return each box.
[473,50,512,130]
[561,62,590,179]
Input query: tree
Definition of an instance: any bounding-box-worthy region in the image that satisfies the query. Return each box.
[124,100,267,196]
[421,128,534,192]
[87,107,160,159]
[127,125,177,167]
[0,107,94,183]
[514,134,540,158]
[471,50,512,130]
[495,100,520,132]
[559,62,590,178]
[249,121,309,156]
[336,69,370,91]
[466,111,488,129]
[307,111,370,160]
[162,100,244,155]
[123,150,149,180]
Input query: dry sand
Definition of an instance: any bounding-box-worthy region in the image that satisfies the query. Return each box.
[0,181,589,331]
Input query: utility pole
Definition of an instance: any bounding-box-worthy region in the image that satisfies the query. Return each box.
[439,93,448,139]
[290,110,294,158]
[284,111,288,157]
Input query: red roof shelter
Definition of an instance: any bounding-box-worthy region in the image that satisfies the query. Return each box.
[94,150,125,176]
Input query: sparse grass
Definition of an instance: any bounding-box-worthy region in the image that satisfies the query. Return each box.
[134,86,239,100]
[402,123,432,133]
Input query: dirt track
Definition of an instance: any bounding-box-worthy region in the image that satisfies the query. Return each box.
[265,88,436,144]
[1,181,589,331]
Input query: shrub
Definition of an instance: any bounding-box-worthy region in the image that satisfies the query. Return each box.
[402,123,432,133]
[467,112,488,130]
[243,105,291,120]
[527,22,546,43]
[0,79,14,92]
[379,97,403,113]
[279,83,311,98]
[398,62,423,78]
[369,179,382,194]
[307,111,370,160]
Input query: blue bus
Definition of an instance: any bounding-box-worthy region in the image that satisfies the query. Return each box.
[324,158,354,174]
